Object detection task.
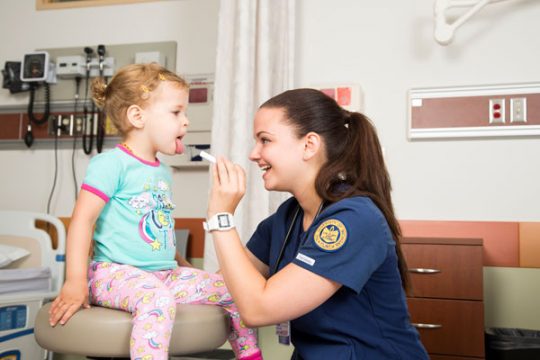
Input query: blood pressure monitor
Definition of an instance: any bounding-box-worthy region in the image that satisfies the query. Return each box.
[20,51,50,82]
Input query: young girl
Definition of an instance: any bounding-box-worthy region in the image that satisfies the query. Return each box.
[206,88,428,359]
[48,63,262,360]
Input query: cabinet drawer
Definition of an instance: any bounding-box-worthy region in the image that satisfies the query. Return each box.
[430,355,483,360]
[408,298,484,358]
[402,243,483,300]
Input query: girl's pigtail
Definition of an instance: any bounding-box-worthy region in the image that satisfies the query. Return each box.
[91,77,108,109]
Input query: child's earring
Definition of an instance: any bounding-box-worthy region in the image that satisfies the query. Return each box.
[158,73,166,81]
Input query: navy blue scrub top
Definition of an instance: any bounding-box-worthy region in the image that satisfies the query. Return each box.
[247,196,428,360]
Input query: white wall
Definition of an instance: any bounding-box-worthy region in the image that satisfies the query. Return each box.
[1,0,539,338]
[0,0,219,217]
[296,0,540,222]
[3,0,538,220]
[294,0,540,332]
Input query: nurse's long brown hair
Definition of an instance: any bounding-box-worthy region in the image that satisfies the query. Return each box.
[260,88,410,292]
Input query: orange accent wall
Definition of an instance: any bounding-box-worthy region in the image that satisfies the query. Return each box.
[174,218,205,258]
[519,222,540,268]
[400,220,520,267]
[42,217,538,267]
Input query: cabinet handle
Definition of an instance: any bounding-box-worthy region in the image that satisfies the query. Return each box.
[409,268,441,274]
[412,323,442,329]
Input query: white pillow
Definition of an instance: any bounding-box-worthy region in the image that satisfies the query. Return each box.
[0,244,30,268]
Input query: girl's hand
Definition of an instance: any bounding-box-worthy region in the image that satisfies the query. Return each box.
[208,157,246,217]
[48,279,90,326]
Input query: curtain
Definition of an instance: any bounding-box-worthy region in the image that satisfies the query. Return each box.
[204,0,295,272]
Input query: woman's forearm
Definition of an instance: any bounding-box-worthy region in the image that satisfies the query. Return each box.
[212,229,269,326]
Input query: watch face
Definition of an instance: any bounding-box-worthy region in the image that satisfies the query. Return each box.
[217,214,231,227]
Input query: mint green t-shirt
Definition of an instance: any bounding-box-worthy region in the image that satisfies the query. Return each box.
[82,145,177,271]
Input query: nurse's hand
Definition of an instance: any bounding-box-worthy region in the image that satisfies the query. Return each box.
[208,157,246,217]
[48,279,90,326]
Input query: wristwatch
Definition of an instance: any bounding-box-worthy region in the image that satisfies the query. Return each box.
[203,212,235,232]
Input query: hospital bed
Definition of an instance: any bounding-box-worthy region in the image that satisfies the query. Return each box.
[0,211,65,360]
[1,211,230,359]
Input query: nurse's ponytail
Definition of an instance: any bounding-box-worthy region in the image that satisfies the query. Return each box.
[260,88,410,292]
[338,110,410,292]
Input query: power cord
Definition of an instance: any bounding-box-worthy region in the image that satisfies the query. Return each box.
[28,82,50,125]
[24,82,51,148]
[72,76,82,200]
[47,116,60,215]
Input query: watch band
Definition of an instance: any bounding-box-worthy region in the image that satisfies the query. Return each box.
[203,212,235,232]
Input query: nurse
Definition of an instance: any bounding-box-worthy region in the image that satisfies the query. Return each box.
[206,88,428,359]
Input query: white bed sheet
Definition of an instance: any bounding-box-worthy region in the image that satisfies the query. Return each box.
[0,266,51,295]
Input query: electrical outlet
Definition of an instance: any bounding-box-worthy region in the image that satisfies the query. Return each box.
[47,115,70,136]
[73,116,84,135]
[510,97,527,123]
[46,114,87,136]
[489,98,505,124]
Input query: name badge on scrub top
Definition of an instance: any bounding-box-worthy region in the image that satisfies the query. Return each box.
[276,321,291,345]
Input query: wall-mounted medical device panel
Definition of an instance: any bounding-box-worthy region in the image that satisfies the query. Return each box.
[32,41,176,103]
[20,52,56,83]
[0,42,213,160]
[408,83,540,139]
[55,55,86,78]
[56,55,114,78]
[0,42,178,149]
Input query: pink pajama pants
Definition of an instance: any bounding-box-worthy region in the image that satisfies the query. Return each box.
[88,262,260,360]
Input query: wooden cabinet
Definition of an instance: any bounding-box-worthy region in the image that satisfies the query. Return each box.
[402,237,484,359]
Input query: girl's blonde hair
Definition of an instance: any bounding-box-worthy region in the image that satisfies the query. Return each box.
[91,63,189,136]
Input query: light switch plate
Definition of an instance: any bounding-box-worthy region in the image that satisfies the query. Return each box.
[510,97,527,123]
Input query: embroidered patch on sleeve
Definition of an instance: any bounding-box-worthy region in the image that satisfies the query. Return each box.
[313,219,347,252]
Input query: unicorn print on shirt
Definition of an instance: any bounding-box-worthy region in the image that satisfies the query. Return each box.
[128,178,176,251]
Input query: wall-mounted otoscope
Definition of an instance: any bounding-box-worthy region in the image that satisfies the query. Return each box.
[97,45,106,75]
[82,46,94,154]
[84,47,93,75]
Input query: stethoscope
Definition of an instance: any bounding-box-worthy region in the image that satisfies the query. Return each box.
[271,201,325,275]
